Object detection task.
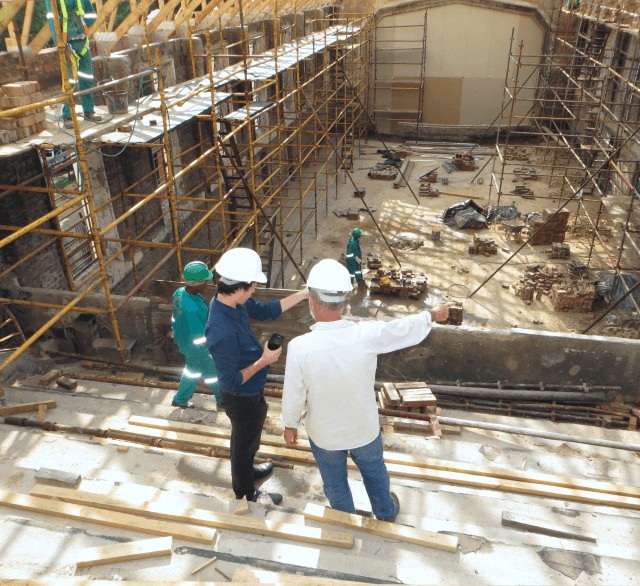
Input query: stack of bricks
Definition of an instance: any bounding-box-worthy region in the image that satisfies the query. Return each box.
[370,267,428,300]
[549,242,570,259]
[468,235,497,255]
[550,278,596,312]
[513,264,562,301]
[366,251,382,269]
[529,208,570,245]
[0,81,46,144]
[437,301,463,325]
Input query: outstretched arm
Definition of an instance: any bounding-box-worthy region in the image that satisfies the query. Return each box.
[280,288,309,313]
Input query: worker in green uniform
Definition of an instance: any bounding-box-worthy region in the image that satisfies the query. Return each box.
[46,0,103,129]
[172,261,221,408]
[345,228,366,288]
[567,0,581,9]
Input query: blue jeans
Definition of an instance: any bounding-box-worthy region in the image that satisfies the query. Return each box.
[174,350,221,405]
[309,433,397,519]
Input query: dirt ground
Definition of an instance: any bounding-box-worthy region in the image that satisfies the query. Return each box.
[282,138,640,337]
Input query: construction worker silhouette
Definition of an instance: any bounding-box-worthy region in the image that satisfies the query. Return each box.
[46,0,103,129]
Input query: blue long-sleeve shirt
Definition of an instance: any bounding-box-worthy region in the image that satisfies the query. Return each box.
[205,295,282,396]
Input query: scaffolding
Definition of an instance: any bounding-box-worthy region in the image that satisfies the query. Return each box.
[0,2,372,373]
[475,2,640,316]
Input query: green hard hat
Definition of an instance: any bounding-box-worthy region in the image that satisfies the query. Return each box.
[182,261,213,283]
[352,229,362,237]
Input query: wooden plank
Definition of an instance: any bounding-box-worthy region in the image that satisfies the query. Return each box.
[0,0,27,36]
[303,503,458,552]
[35,468,81,488]
[394,382,429,390]
[0,491,215,544]
[501,511,597,542]
[0,399,56,416]
[30,484,354,549]
[382,382,401,405]
[76,536,173,568]
[121,422,640,503]
[128,416,314,451]
[235,496,249,516]
[38,404,47,421]
[191,554,217,575]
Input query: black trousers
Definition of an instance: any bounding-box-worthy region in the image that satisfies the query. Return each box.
[221,391,268,499]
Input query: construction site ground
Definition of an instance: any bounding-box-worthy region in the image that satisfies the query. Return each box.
[283,138,640,340]
[2,373,640,584]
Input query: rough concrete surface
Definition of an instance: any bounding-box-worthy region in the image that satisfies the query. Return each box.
[0,375,640,584]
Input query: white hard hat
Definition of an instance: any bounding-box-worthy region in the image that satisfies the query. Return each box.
[215,248,267,284]
[307,259,353,302]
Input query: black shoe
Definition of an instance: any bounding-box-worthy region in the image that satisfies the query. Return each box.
[171,400,194,408]
[377,492,400,523]
[251,490,282,505]
[253,462,274,480]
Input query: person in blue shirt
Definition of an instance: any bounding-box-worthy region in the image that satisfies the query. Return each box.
[46,0,103,129]
[171,261,221,408]
[205,248,309,504]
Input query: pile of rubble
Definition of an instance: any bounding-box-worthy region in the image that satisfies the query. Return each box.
[468,235,497,255]
[0,81,46,144]
[548,242,571,259]
[504,146,530,162]
[370,267,428,299]
[550,278,596,312]
[437,301,464,326]
[512,264,563,301]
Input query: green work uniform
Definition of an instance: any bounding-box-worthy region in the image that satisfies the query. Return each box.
[346,236,362,283]
[45,0,98,117]
[172,287,221,405]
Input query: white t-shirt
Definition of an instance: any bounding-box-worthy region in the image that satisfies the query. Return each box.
[281,312,433,451]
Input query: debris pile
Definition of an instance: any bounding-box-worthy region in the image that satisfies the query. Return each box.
[504,146,530,162]
[511,185,534,198]
[437,301,464,326]
[512,264,562,301]
[468,235,498,255]
[368,150,403,181]
[452,152,477,171]
[548,242,571,259]
[370,267,428,299]
[512,167,539,181]
[390,233,424,250]
[550,279,596,312]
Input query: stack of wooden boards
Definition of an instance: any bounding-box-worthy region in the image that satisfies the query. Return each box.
[107,415,640,511]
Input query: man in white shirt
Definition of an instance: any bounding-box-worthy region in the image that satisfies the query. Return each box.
[281,259,449,522]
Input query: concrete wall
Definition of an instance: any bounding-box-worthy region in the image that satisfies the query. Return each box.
[372,0,546,134]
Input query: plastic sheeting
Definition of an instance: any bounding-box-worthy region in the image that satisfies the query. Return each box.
[595,271,640,310]
[485,203,521,223]
[441,199,487,230]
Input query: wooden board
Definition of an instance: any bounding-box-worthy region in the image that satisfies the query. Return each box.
[501,511,597,542]
[303,503,458,552]
[128,416,314,452]
[120,421,640,503]
[235,496,249,516]
[0,399,56,416]
[394,382,429,390]
[76,536,173,568]
[0,491,214,544]
[381,382,401,405]
[30,484,354,549]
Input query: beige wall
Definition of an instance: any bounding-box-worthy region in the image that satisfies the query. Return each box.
[372,2,545,133]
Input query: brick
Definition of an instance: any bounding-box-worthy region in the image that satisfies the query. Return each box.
[0,117,17,130]
[15,127,29,140]
[2,81,38,96]
[29,91,44,104]
[0,95,31,109]
[40,369,62,386]
[16,114,36,128]
[35,121,47,132]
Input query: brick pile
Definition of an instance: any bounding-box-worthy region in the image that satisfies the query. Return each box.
[468,235,497,255]
[0,81,46,144]
[549,242,570,259]
[513,264,562,301]
[550,278,596,312]
[437,301,463,325]
[529,208,570,245]
[452,152,477,171]
[366,252,382,269]
[370,267,427,300]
